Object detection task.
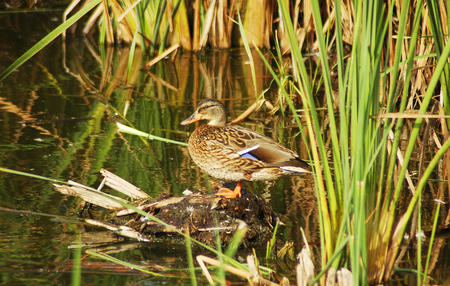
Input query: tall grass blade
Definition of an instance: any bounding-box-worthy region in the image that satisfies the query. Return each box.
[127,31,139,81]
[117,122,187,146]
[0,0,102,81]
[150,0,167,55]
[237,13,258,96]
[422,200,443,285]
[310,0,343,209]
[213,217,226,286]
[425,0,450,126]
[71,233,82,286]
[417,197,423,285]
[0,167,68,184]
[224,222,247,259]
[184,228,197,286]
[159,0,183,54]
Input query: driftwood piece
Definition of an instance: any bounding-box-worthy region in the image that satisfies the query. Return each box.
[84,218,149,242]
[54,183,127,210]
[100,169,150,200]
[53,170,277,246]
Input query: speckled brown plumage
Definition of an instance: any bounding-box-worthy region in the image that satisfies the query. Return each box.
[181,98,310,197]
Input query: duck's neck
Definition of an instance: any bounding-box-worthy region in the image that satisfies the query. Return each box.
[207,114,226,127]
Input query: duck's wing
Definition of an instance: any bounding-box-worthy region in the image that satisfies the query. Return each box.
[222,126,310,173]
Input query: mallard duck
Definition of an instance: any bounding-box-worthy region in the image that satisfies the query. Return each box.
[181,98,310,198]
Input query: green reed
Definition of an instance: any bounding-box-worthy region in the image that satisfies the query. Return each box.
[274,0,449,284]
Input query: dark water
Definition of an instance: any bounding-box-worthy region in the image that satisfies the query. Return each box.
[0,9,319,285]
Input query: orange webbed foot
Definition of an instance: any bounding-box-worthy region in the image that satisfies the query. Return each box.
[215,182,242,199]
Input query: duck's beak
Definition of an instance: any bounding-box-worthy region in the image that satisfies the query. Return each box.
[181,111,202,125]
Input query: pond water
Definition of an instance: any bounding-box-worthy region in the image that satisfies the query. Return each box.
[0,9,319,285]
[1,6,449,286]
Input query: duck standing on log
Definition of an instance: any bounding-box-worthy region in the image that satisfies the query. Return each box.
[181,98,310,198]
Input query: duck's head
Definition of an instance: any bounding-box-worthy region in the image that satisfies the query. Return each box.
[181,98,226,127]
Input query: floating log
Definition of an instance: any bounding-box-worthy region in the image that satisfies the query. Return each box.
[53,169,278,246]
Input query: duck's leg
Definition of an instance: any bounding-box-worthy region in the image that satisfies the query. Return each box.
[215,182,242,198]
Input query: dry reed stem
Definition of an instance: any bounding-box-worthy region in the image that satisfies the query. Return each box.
[65,0,363,51]
[101,0,114,44]
[295,0,311,52]
[374,113,450,119]
[83,4,104,35]
[244,0,272,48]
[193,0,201,51]
[170,0,191,50]
[117,0,142,22]
[199,0,216,49]
[145,43,180,68]
[229,99,266,125]
[196,255,279,286]
[326,268,353,286]
[63,0,82,38]
[147,71,178,91]
[388,130,415,193]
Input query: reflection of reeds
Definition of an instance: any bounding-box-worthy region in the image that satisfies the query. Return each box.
[61,37,277,196]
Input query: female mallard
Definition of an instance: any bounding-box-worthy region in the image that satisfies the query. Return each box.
[181,98,310,198]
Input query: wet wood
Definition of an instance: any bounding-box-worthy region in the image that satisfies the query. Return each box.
[100,169,150,200]
[54,183,127,210]
[53,169,277,246]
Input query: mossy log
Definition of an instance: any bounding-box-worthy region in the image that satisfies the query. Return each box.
[54,169,278,246]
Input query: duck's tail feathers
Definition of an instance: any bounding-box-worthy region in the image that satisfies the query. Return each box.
[281,165,311,174]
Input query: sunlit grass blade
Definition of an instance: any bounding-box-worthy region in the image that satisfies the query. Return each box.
[0,0,102,81]
[237,13,258,96]
[224,222,248,259]
[425,0,450,126]
[383,0,420,205]
[116,122,187,146]
[422,200,443,285]
[184,228,197,286]
[150,0,167,55]
[265,220,279,261]
[0,167,68,184]
[379,0,423,213]
[159,0,184,54]
[310,0,343,209]
[71,233,82,286]
[213,217,226,286]
[127,31,139,81]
